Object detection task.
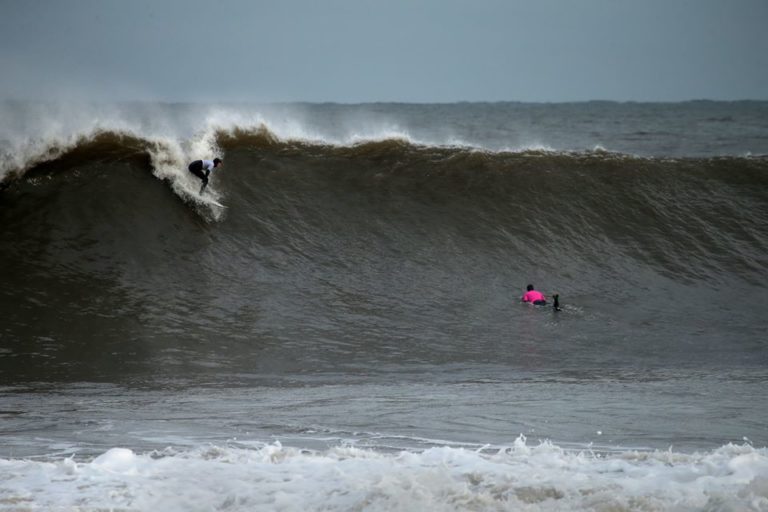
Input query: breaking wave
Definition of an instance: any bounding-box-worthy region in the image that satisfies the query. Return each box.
[2,439,767,511]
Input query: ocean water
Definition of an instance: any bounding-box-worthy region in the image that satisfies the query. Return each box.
[1,100,768,510]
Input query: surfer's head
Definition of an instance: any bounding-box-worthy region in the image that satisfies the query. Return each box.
[526,284,534,291]
[213,158,223,167]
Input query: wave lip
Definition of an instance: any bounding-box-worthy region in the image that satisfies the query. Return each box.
[10,120,767,181]
[5,99,768,180]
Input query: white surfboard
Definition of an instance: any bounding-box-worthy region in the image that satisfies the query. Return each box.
[207,199,227,208]
[179,178,226,209]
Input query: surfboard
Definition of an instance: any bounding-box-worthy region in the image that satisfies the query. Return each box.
[182,184,226,209]
[196,183,226,208]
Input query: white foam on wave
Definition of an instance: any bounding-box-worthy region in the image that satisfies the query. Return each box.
[0,102,484,221]
[0,102,237,218]
[200,106,442,149]
[0,102,130,180]
[0,102,487,180]
[498,143,558,154]
[1,437,766,511]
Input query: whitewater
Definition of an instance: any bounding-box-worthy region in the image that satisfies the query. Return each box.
[3,440,768,511]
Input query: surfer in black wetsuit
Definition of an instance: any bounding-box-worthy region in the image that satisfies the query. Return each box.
[188,158,223,194]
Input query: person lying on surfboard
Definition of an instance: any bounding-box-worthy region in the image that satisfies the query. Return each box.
[188,158,223,195]
[521,284,547,306]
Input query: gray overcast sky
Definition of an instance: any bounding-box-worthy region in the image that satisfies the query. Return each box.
[1,0,767,103]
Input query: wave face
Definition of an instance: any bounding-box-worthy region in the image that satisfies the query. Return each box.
[2,119,767,381]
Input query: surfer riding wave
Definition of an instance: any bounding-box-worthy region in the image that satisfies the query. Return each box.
[188,158,223,195]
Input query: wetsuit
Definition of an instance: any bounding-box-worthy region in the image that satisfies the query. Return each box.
[188,160,216,185]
